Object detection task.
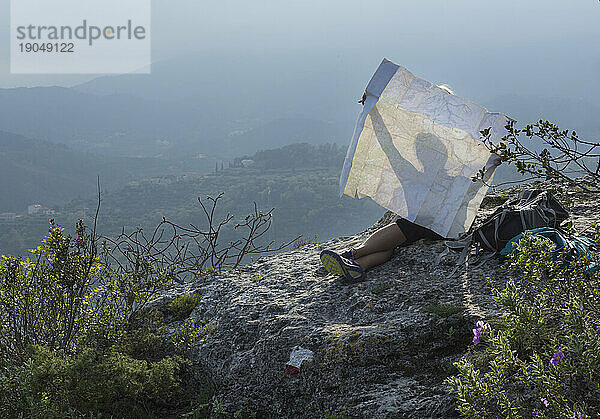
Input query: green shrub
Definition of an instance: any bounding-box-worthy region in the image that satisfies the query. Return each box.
[38,346,183,416]
[172,320,215,352]
[0,221,213,417]
[0,220,177,359]
[233,398,258,419]
[170,293,201,320]
[0,346,191,418]
[446,231,600,418]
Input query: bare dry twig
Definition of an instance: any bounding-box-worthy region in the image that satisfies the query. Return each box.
[99,193,298,284]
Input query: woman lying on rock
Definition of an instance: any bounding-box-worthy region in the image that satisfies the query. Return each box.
[320,85,456,282]
[319,217,442,283]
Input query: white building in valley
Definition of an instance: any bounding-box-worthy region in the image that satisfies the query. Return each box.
[0,213,17,221]
[28,204,56,216]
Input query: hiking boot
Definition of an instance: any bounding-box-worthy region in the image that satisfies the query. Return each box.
[319,250,365,283]
[341,249,355,260]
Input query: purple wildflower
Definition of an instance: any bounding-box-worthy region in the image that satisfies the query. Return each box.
[472,327,482,345]
[550,349,565,366]
[476,320,489,330]
[532,410,539,418]
[541,397,550,407]
[472,320,489,345]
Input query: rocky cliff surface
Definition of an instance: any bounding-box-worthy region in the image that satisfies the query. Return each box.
[151,183,598,418]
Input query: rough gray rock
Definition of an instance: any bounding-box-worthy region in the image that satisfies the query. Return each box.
[151,183,598,418]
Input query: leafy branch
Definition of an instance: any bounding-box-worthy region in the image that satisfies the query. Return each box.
[475,120,600,192]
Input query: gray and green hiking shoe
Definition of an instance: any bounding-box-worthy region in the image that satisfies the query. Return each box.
[341,249,355,260]
[319,249,364,283]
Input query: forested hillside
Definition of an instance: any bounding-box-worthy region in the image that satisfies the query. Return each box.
[0,130,214,212]
[0,143,383,257]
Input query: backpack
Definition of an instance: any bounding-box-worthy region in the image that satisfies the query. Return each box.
[471,189,569,253]
[443,189,570,275]
[499,227,599,273]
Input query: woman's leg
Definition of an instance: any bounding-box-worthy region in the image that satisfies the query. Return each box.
[320,221,407,277]
[355,249,395,271]
[352,222,406,270]
[354,222,406,258]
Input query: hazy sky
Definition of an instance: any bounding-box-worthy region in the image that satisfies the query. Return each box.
[0,0,598,104]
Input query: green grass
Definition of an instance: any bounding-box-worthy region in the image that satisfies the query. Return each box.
[370,282,394,295]
[169,293,201,320]
[293,234,319,249]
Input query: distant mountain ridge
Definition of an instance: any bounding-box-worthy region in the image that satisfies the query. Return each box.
[0,84,351,159]
[0,130,201,212]
[0,86,218,158]
[219,118,349,156]
[1,53,599,162]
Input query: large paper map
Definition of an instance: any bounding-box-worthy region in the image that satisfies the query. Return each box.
[340,59,508,238]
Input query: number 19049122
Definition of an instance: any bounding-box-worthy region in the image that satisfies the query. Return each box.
[18,43,74,53]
